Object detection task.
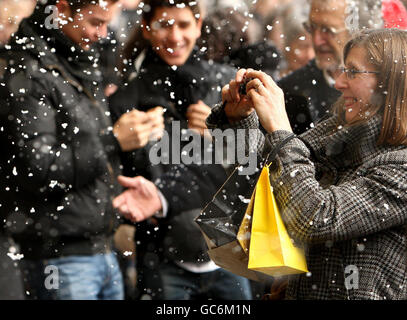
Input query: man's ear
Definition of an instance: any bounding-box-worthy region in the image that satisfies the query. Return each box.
[196,18,203,38]
[141,19,151,41]
[55,0,72,20]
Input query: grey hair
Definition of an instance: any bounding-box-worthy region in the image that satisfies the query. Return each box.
[309,0,383,33]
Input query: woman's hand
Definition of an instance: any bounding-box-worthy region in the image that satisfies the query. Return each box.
[245,70,293,133]
[222,68,255,123]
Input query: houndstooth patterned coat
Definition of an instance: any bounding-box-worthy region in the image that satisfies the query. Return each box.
[207,104,407,300]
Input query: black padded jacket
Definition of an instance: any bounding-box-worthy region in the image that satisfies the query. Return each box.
[0,15,122,259]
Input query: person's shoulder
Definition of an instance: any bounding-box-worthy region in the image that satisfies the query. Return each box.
[374,144,407,166]
[199,58,237,75]
[187,58,236,88]
[0,47,49,98]
[230,41,282,73]
[1,28,56,82]
[277,59,321,91]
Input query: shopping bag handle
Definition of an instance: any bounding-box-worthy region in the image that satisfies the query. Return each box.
[264,133,296,166]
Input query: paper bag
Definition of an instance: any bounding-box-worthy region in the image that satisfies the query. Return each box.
[245,165,308,277]
[195,163,270,281]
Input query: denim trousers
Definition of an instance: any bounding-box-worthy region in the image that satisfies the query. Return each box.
[0,236,24,300]
[159,260,253,300]
[22,252,124,300]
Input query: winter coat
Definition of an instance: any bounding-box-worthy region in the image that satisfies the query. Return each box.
[0,17,122,259]
[109,48,236,264]
[207,105,407,300]
[278,59,341,135]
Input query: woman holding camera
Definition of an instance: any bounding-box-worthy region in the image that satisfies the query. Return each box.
[207,29,407,300]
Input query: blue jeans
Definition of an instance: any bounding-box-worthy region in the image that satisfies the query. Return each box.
[22,253,124,300]
[159,261,253,300]
[0,236,24,300]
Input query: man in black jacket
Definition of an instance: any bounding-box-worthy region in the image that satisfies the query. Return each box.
[0,46,25,301]
[0,0,162,300]
[109,0,252,300]
[0,0,35,301]
[278,0,382,134]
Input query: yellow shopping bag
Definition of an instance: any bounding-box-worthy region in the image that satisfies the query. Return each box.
[238,165,308,277]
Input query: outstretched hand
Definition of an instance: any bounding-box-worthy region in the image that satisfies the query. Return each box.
[112,175,163,223]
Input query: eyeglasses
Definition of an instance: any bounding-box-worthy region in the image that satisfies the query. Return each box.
[302,21,347,38]
[338,67,380,80]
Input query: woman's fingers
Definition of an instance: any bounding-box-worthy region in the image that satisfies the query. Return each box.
[246,87,262,106]
[246,78,266,95]
[245,70,276,90]
[229,80,241,102]
[229,69,251,102]
[235,68,247,82]
[113,193,126,209]
[222,84,233,103]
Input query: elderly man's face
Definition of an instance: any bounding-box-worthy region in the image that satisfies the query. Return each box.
[309,0,351,73]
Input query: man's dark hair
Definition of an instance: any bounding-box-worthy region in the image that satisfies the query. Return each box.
[141,0,201,25]
[119,0,201,76]
[69,0,119,12]
[44,0,119,12]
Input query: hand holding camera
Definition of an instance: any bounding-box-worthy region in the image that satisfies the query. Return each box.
[221,69,255,123]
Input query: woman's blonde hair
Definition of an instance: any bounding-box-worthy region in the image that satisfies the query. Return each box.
[334,28,407,146]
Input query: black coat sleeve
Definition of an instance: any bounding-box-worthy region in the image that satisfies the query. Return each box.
[157,163,227,217]
[278,74,312,135]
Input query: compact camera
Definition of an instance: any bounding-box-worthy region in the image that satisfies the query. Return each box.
[238,77,255,95]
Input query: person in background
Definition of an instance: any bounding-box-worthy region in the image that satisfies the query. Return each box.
[198,7,261,65]
[274,0,315,79]
[109,0,253,301]
[382,0,407,29]
[207,28,407,300]
[0,0,36,301]
[198,6,281,78]
[0,0,163,300]
[109,0,142,41]
[277,0,382,135]
[261,1,291,54]
[251,0,293,25]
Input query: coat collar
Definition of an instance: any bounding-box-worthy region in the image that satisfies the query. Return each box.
[9,16,102,84]
[302,114,392,168]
